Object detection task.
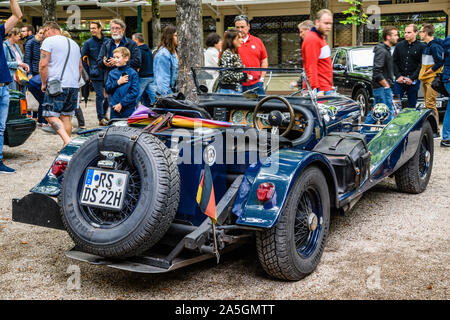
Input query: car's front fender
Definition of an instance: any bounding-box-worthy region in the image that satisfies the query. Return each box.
[232,149,338,229]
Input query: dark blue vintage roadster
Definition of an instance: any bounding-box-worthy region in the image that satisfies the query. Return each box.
[12,68,438,281]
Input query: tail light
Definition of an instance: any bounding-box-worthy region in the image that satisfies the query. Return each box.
[256,182,275,202]
[20,98,28,115]
[51,160,68,177]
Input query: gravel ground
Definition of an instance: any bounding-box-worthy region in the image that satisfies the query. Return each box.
[0,99,449,300]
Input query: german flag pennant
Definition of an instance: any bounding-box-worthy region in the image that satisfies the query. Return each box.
[196,164,217,224]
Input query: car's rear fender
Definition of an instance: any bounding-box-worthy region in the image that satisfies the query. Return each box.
[30,131,99,196]
[232,149,338,229]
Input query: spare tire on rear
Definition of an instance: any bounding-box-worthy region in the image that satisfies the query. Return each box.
[59,126,180,258]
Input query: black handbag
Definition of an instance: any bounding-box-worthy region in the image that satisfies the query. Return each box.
[431,73,449,97]
[47,38,71,97]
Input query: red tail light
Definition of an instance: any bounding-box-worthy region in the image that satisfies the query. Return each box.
[20,99,28,115]
[256,182,275,202]
[51,160,68,177]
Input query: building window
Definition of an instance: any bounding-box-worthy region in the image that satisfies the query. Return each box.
[379,0,428,4]
[333,13,353,47]
[364,11,448,44]
[225,15,307,68]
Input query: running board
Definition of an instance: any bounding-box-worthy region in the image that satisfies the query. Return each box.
[66,243,243,274]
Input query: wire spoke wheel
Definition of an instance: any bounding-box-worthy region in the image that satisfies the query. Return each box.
[294,187,323,258]
[256,166,330,281]
[418,135,431,179]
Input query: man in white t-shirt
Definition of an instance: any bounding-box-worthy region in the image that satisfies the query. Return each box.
[39,21,82,146]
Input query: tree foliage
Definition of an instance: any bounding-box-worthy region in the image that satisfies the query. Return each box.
[340,0,367,26]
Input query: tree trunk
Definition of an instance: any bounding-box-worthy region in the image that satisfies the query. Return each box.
[356,3,364,46]
[356,25,364,46]
[151,0,161,49]
[175,0,203,102]
[41,0,57,23]
[310,0,329,21]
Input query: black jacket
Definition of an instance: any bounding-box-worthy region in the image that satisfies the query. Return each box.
[23,35,34,51]
[372,43,394,89]
[24,37,41,76]
[393,39,425,81]
[81,34,107,81]
[97,36,141,83]
[137,44,154,78]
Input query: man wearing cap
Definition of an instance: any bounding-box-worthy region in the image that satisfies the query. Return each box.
[234,15,268,95]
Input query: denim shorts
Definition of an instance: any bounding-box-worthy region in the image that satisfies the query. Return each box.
[42,87,78,117]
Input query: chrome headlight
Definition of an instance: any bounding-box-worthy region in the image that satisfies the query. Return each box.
[371,103,390,123]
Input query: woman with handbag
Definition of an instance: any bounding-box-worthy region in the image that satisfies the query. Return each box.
[3,28,29,92]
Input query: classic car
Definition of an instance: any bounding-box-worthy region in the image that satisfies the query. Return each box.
[5,90,36,147]
[12,67,437,281]
[332,46,448,118]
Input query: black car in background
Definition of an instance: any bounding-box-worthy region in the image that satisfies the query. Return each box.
[332,46,448,118]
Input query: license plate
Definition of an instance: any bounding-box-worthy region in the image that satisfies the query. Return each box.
[80,168,129,211]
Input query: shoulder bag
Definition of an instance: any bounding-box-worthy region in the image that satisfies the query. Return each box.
[47,38,71,97]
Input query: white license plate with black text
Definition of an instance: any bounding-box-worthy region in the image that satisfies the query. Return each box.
[80,168,129,211]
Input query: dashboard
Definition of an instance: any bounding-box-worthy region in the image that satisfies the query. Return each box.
[229,109,307,131]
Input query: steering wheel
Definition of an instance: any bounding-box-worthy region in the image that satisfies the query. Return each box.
[252,96,295,137]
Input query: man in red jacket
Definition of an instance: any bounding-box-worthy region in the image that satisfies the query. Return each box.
[301,9,334,96]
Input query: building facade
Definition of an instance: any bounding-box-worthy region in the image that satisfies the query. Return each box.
[0,0,448,67]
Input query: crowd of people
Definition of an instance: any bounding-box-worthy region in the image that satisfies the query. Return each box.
[294,9,450,147]
[0,0,449,175]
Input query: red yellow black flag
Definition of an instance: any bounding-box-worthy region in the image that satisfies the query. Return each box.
[196,164,217,224]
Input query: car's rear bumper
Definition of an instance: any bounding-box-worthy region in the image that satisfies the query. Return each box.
[12,193,64,230]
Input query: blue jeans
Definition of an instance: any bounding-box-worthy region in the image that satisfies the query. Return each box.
[138,77,156,106]
[92,80,107,121]
[364,87,394,126]
[393,80,421,108]
[442,82,450,140]
[0,86,10,161]
[42,88,79,118]
[242,81,265,95]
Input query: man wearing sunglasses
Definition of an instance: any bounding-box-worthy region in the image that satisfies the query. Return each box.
[234,15,268,95]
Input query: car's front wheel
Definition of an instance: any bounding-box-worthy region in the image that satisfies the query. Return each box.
[256,166,330,281]
[394,121,434,193]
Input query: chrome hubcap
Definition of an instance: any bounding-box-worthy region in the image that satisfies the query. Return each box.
[308,213,318,232]
[425,150,431,164]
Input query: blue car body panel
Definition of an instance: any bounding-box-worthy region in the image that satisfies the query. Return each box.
[232,150,338,228]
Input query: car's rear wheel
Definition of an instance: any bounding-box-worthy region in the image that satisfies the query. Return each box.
[59,127,180,258]
[256,166,330,281]
[395,121,433,194]
[354,88,370,117]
